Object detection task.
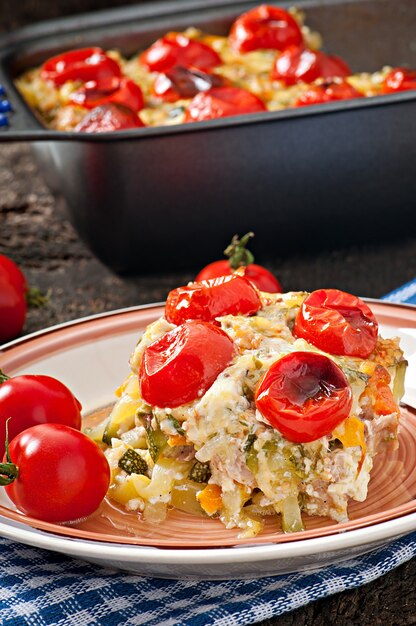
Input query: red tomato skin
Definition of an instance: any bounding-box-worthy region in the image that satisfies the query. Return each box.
[195,260,282,293]
[139,321,235,408]
[70,77,144,112]
[229,5,303,53]
[0,374,82,457]
[295,80,362,106]
[184,86,266,122]
[140,34,221,73]
[294,289,378,359]
[255,351,353,443]
[153,66,225,103]
[75,103,145,133]
[272,46,351,86]
[5,424,110,523]
[165,274,262,325]
[41,48,122,86]
[0,255,27,344]
[382,68,416,93]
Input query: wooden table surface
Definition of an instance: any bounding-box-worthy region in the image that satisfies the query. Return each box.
[1,1,416,624]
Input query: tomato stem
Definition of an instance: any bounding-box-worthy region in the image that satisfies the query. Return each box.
[0,370,10,384]
[26,286,50,308]
[0,418,19,486]
[224,232,255,270]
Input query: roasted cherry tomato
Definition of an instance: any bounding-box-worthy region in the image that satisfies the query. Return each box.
[75,103,145,133]
[255,351,353,443]
[294,289,378,358]
[70,77,144,112]
[41,48,122,86]
[195,232,282,293]
[139,321,235,407]
[229,5,303,53]
[184,86,266,122]
[381,68,416,93]
[271,45,351,85]
[0,423,110,523]
[0,255,27,343]
[140,33,221,73]
[153,66,225,102]
[0,372,82,458]
[295,79,362,106]
[165,274,262,325]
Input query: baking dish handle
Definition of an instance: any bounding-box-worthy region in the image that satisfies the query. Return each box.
[0,60,44,140]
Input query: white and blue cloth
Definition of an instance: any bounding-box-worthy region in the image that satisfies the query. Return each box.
[0,279,415,625]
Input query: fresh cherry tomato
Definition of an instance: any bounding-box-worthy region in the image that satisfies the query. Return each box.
[139,320,235,407]
[195,232,282,293]
[153,66,225,102]
[381,68,416,93]
[70,77,144,112]
[184,86,266,122]
[75,103,145,133]
[229,5,303,53]
[165,274,261,325]
[0,255,27,343]
[271,45,351,85]
[0,423,110,523]
[255,351,353,443]
[140,33,221,73]
[294,289,378,358]
[0,372,82,458]
[41,48,122,87]
[295,79,362,106]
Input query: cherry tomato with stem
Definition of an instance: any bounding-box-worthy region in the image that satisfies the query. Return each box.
[255,351,353,443]
[70,77,144,112]
[41,48,122,86]
[196,232,282,293]
[140,33,221,73]
[295,79,362,106]
[0,423,110,523]
[165,274,261,326]
[271,45,351,86]
[0,370,82,458]
[184,86,266,122]
[294,288,378,358]
[381,68,416,93]
[139,320,235,408]
[75,103,145,133]
[229,5,303,53]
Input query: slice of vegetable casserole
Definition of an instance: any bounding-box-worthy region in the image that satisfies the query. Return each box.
[88,281,406,537]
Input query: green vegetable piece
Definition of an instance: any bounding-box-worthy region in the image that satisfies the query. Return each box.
[168,415,185,436]
[189,461,211,483]
[244,433,257,452]
[146,426,168,462]
[102,414,135,446]
[118,449,148,476]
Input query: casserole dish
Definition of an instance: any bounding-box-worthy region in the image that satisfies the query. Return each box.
[0,0,415,275]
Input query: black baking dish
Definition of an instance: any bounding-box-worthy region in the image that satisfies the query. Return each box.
[0,0,415,274]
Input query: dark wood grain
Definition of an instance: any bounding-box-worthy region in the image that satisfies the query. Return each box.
[0,1,415,623]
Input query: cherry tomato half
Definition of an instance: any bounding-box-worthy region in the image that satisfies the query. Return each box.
[139,320,235,408]
[382,68,416,93]
[184,86,266,122]
[295,79,362,106]
[165,274,262,325]
[271,45,351,86]
[140,33,221,73]
[229,5,303,53]
[294,289,378,359]
[70,77,144,112]
[255,351,353,443]
[1,424,110,523]
[0,373,82,458]
[41,48,122,87]
[75,103,145,133]
[153,66,225,102]
[0,255,27,344]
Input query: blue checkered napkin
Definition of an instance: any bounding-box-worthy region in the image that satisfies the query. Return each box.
[0,533,415,626]
[382,278,416,305]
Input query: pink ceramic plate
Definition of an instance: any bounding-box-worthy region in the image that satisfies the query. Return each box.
[0,300,415,550]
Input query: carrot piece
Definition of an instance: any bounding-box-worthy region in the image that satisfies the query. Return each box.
[197,484,222,515]
[167,434,187,447]
[333,416,367,475]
